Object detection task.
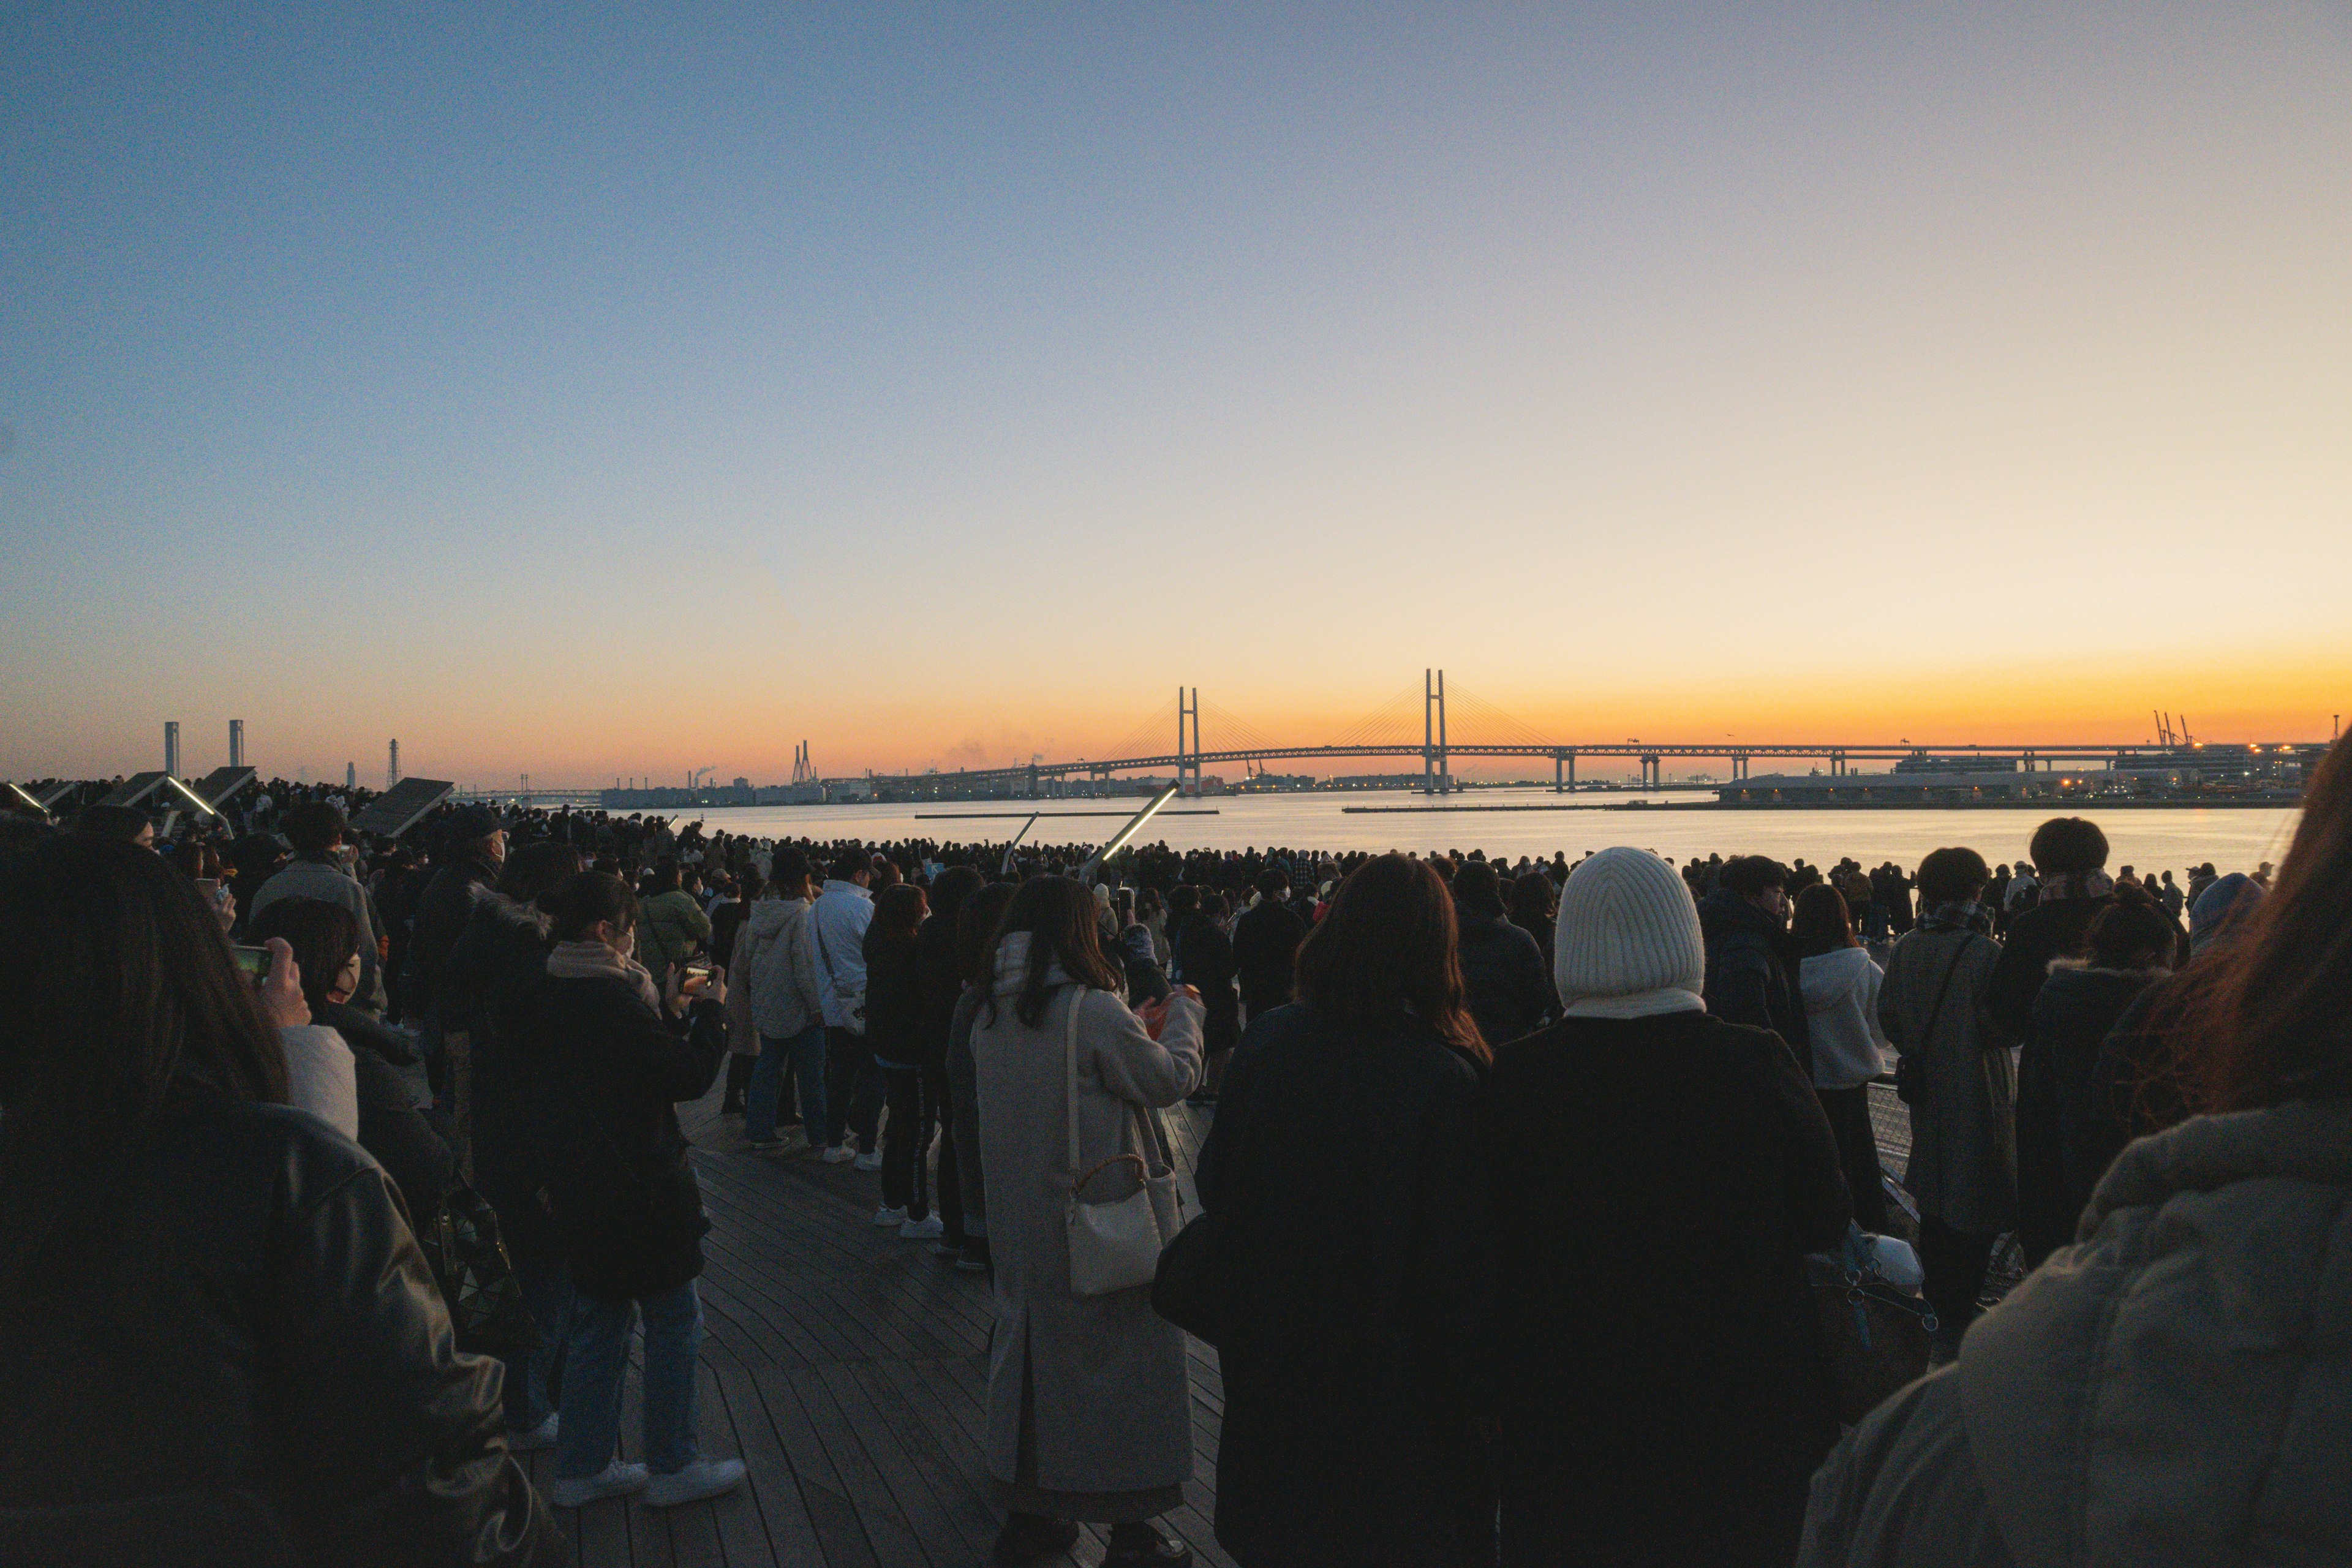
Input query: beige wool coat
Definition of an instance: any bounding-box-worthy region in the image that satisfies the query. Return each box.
[968,934,1203,1497]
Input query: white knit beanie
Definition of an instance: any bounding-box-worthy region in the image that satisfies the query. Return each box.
[1553,847,1708,1019]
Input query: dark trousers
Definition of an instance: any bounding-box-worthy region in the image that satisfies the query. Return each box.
[721,1053,754,1112]
[1815,1085,1890,1232]
[880,1065,932,1218]
[1918,1215,1999,1330]
[927,1060,965,1246]
[825,1027,882,1151]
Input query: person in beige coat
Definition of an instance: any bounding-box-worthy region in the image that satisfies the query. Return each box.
[970,876,1204,1567]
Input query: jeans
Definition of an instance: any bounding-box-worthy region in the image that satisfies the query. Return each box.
[879,1064,931,1218]
[749,1024,827,1143]
[506,1256,576,1432]
[825,1027,882,1151]
[556,1280,704,1480]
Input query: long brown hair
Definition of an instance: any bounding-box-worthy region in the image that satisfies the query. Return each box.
[2157,737,2352,1111]
[984,875,1123,1028]
[1294,853,1487,1063]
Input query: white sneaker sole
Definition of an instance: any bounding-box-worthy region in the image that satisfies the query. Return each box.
[643,1461,747,1509]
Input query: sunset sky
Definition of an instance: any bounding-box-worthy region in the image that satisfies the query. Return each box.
[4,4,2347,786]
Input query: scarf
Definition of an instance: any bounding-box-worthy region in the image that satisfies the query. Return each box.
[1921,900,1992,934]
[547,938,661,1011]
[2037,869,2116,903]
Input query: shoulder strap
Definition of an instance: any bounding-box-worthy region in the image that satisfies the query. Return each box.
[1920,932,1981,1042]
[1064,985,1085,1177]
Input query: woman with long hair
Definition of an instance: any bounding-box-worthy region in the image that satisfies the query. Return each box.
[1483,846,1849,1567]
[1800,737,2352,1565]
[968,875,1204,1567]
[1191,853,1496,1567]
[0,834,551,1563]
[864,881,937,1237]
[1792,881,1891,1232]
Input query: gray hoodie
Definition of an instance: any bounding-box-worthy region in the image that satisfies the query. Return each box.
[1798,1097,2352,1566]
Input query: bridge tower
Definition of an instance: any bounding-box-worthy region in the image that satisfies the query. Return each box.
[1177,687,1201,797]
[1423,669,1450,794]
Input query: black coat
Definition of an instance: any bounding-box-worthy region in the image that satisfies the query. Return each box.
[522,979,726,1302]
[403,850,502,1019]
[0,1101,549,1566]
[1193,1003,1493,1568]
[1479,1011,1850,1567]
[316,1000,456,1220]
[442,894,562,1259]
[1989,894,2111,1263]
[1174,912,1240,1054]
[861,930,925,1068]
[1231,898,1306,1014]
[1697,888,1812,1073]
[914,911,963,1069]
[1453,893,1552,1048]
[2027,963,2164,1246]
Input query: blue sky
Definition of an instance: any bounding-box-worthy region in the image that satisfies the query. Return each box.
[4,4,2348,783]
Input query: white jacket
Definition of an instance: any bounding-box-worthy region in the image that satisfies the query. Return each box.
[1799,945,1888,1090]
[809,881,873,1030]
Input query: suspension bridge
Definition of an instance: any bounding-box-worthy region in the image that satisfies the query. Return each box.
[851,671,2248,798]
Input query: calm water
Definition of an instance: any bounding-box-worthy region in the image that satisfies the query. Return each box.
[655,788,2300,876]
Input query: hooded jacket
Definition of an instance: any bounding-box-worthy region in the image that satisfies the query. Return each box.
[1798,1098,2352,1568]
[1799,945,1888,1091]
[742,897,823,1042]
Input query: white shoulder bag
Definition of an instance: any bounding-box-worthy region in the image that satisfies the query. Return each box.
[1063,987,1181,1296]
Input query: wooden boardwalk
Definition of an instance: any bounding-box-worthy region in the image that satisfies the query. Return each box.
[522,1085,1237,1568]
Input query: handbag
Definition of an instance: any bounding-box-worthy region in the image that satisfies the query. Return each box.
[810,907,867,1036]
[1061,986,1182,1296]
[417,1180,538,1356]
[1807,1222,1937,1425]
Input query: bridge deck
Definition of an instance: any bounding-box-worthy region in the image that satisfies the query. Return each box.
[533,1079,1920,1568]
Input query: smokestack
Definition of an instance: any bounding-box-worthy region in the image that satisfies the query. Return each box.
[388,740,401,789]
[164,721,181,778]
[229,718,244,768]
[345,761,356,791]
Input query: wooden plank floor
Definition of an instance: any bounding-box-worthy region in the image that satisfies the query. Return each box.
[518,1082,1237,1568]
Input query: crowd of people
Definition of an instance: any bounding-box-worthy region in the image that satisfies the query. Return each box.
[1,744,2342,1567]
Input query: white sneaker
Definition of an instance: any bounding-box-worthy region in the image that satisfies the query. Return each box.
[507,1412,559,1452]
[872,1205,907,1227]
[549,1460,649,1509]
[821,1143,858,1164]
[899,1214,943,1240]
[853,1148,884,1172]
[643,1456,747,1509]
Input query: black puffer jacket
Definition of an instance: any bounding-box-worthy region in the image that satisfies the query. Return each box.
[0,1101,552,1567]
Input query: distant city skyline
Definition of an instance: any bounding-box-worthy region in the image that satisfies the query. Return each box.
[5,5,2347,782]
